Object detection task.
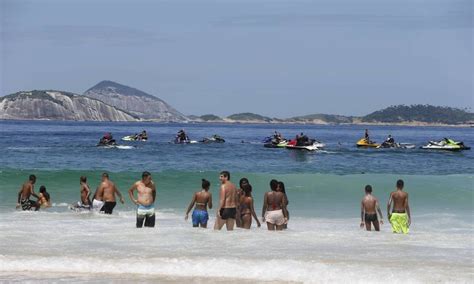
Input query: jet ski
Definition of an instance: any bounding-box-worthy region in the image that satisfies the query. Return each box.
[421,138,470,151]
[122,135,147,141]
[172,137,198,144]
[377,142,416,149]
[356,138,379,148]
[97,138,134,149]
[285,139,320,151]
[200,135,225,144]
[264,140,288,148]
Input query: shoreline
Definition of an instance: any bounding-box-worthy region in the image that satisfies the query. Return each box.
[1,118,472,127]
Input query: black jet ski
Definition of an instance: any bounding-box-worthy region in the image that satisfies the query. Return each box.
[200,135,225,143]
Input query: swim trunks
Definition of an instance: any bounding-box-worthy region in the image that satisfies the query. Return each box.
[390,212,409,234]
[192,209,209,226]
[137,204,155,228]
[265,209,285,225]
[100,201,116,214]
[92,199,104,211]
[20,198,34,211]
[219,208,237,220]
[365,213,378,222]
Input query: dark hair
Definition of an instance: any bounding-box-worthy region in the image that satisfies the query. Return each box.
[102,172,109,178]
[277,181,286,194]
[239,178,249,188]
[242,183,252,197]
[202,179,210,189]
[270,179,278,191]
[396,179,404,189]
[80,176,87,183]
[365,184,372,193]
[29,175,36,182]
[220,171,230,180]
[39,185,50,201]
[142,171,151,179]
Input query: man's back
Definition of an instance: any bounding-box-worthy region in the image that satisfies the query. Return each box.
[391,190,408,212]
[20,182,32,199]
[362,195,377,214]
[222,182,237,208]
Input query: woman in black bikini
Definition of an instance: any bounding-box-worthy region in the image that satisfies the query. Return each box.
[240,183,261,229]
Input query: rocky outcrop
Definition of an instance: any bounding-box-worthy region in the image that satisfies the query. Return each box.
[84,80,187,121]
[0,90,138,121]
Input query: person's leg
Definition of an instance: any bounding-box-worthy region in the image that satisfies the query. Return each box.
[216,216,226,230]
[373,220,380,231]
[276,224,284,231]
[144,214,155,227]
[266,222,275,230]
[365,221,372,231]
[136,214,145,228]
[242,214,252,229]
[226,218,235,231]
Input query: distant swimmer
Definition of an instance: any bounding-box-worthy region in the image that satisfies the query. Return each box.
[215,171,238,231]
[239,183,261,229]
[72,176,91,210]
[360,185,383,231]
[97,173,124,214]
[16,175,40,211]
[185,179,213,228]
[129,171,156,228]
[387,179,411,234]
[277,181,289,229]
[262,179,288,231]
[38,185,51,209]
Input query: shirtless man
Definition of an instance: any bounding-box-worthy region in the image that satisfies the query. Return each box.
[185,179,213,228]
[129,171,156,228]
[215,171,238,231]
[262,179,288,231]
[387,179,411,234]
[16,175,40,211]
[360,185,383,231]
[73,176,91,210]
[97,173,124,214]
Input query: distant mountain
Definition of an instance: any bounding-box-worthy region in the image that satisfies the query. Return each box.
[84,80,187,122]
[289,114,354,124]
[227,112,273,122]
[361,105,474,125]
[0,90,138,121]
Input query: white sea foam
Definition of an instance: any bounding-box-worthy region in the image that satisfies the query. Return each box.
[0,210,472,283]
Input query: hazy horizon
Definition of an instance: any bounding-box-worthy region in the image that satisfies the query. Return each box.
[1,0,472,117]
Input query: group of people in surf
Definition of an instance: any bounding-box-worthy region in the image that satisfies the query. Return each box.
[16,171,411,234]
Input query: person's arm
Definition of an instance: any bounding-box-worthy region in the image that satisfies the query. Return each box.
[250,197,261,227]
[261,192,268,222]
[115,185,124,204]
[128,182,139,205]
[218,185,226,216]
[376,199,384,225]
[406,193,411,227]
[360,200,365,228]
[387,193,393,222]
[185,193,196,220]
[208,192,213,209]
[30,185,39,199]
[284,193,289,206]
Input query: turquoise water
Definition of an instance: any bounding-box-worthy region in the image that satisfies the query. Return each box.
[0,121,472,283]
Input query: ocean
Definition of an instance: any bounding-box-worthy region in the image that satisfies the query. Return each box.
[0,120,472,283]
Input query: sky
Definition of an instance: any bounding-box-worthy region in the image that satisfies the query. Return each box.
[1,0,472,117]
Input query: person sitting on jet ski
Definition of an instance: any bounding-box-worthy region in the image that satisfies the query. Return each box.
[385,135,395,144]
[138,130,147,141]
[99,133,115,145]
[176,129,189,143]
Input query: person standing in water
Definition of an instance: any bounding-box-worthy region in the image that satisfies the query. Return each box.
[360,185,383,231]
[38,186,51,209]
[72,176,91,210]
[387,179,411,234]
[185,179,213,228]
[277,181,289,229]
[129,171,156,228]
[16,175,40,211]
[97,173,124,214]
[240,183,261,229]
[262,179,288,231]
[215,171,238,231]
[235,177,249,228]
